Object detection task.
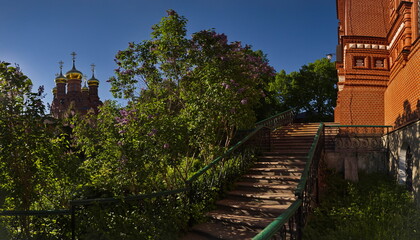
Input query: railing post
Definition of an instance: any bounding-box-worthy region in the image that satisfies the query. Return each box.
[297,205,303,240]
[186,180,194,226]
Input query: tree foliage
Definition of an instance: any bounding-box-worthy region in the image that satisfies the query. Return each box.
[75,10,276,196]
[269,58,337,121]
[0,62,77,238]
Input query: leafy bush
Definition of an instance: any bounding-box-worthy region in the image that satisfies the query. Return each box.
[304,172,420,240]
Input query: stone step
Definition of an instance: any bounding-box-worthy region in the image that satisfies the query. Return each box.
[226,189,296,201]
[275,129,319,133]
[267,149,311,153]
[257,155,307,160]
[264,150,309,156]
[269,144,312,149]
[180,232,211,240]
[236,179,300,187]
[234,181,298,191]
[249,166,303,171]
[206,209,274,229]
[247,170,302,177]
[255,158,306,162]
[269,145,312,149]
[252,162,306,169]
[273,129,319,133]
[241,174,301,182]
[185,222,258,240]
[270,141,314,144]
[270,138,313,142]
[216,198,289,217]
[271,134,317,138]
[261,151,308,156]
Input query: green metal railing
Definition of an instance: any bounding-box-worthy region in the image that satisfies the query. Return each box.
[0,109,296,239]
[0,209,73,240]
[256,108,296,129]
[253,199,303,240]
[187,125,266,183]
[0,210,71,216]
[295,123,324,198]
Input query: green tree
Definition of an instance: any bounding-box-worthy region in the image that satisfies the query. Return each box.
[0,62,75,237]
[73,10,276,197]
[270,58,337,121]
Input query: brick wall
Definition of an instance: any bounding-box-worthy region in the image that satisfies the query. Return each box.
[385,40,420,126]
[336,85,386,125]
[337,0,389,38]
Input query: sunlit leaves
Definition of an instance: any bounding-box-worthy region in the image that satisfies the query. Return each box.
[269,58,337,121]
[78,10,276,197]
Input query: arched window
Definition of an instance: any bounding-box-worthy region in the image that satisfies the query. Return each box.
[397,143,414,192]
[406,146,413,191]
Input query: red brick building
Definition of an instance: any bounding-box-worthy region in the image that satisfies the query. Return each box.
[51,52,102,118]
[335,0,419,200]
[335,0,419,127]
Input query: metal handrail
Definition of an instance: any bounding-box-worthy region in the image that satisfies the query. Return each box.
[0,209,71,216]
[252,199,303,240]
[70,187,189,206]
[295,123,324,197]
[187,125,264,183]
[255,108,296,128]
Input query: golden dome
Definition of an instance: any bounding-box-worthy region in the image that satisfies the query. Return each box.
[55,61,67,83]
[66,66,83,80]
[55,72,67,83]
[66,52,83,80]
[88,63,99,86]
[88,74,99,86]
[52,87,57,94]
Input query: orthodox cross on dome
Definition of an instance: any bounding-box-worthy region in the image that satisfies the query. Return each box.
[58,60,64,71]
[90,63,96,74]
[90,63,96,78]
[71,52,77,68]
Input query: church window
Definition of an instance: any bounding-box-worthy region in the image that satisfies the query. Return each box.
[354,57,365,67]
[375,59,384,68]
[406,146,413,191]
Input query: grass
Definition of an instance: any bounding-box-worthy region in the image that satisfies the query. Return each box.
[303,171,420,240]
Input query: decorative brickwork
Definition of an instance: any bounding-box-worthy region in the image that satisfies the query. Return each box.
[335,0,420,127]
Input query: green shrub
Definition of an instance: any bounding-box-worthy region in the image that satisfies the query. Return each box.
[304,172,420,240]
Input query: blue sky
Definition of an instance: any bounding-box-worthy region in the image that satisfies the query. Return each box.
[1,0,337,106]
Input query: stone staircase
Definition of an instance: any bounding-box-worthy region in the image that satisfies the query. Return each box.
[180,123,320,240]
